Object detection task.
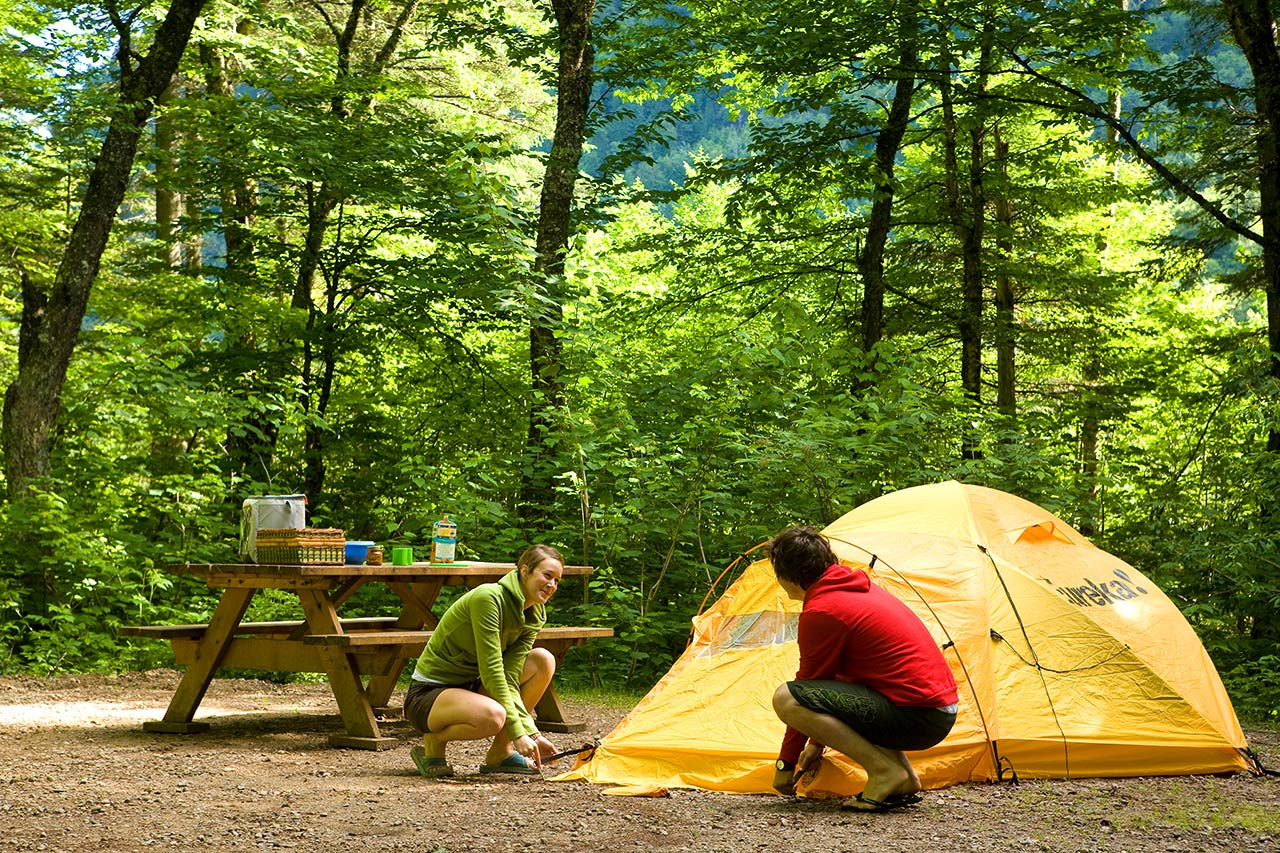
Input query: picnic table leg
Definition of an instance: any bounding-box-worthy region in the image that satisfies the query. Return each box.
[298,588,397,750]
[533,685,583,734]
[143,586,255,734]
[532,637,587,734]
[364,655,414,711]
[366,580,444,710]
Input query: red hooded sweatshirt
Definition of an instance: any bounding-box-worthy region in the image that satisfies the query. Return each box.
[779,563,959,763]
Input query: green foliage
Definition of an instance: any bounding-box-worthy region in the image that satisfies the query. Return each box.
[0,0,1277,731]
[1220,656,1280,723]
[0,481,221,675]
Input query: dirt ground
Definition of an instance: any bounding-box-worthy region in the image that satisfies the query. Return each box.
[1,670,1278,853]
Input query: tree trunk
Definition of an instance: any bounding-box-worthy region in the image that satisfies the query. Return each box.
[303,256,342,506]
[519,0,596,529]
[1079,12,1125,537]
[294,0,421,512]
[962,22,996,414]
[293,182,337,500]
[294,181,344,515]
[938,17,989,460]
[2,0,210,500]
[1079,355,1101,535]
[155,79,184,268]
[856,0,918,362]
[1219,0,1280,461]
[203,37,259,278]
[993,126,1015,417]
[182,178,203,271]
[197,38,282,488]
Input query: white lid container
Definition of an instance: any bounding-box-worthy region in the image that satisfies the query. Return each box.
[238,495,307,562]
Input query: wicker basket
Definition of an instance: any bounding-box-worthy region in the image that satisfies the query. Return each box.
[254,528,346,565]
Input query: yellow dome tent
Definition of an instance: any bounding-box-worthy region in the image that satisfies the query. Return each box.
[560,481,1257,796]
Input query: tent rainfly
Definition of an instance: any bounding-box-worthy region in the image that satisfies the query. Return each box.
[560,481,1260,796]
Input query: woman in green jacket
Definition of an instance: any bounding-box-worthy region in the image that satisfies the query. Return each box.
[403,544,563,777]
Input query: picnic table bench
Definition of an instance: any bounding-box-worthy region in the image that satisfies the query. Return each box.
[122,561,612,749]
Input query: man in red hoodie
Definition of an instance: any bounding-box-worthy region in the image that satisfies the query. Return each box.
[768,526,959,812]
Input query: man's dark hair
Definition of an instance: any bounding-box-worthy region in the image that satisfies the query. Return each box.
[767,526,837,589]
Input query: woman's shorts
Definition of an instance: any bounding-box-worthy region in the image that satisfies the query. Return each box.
[787,679,956,752]
[403,679,481,733]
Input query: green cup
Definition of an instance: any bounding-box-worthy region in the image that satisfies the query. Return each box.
[391,546,413,566]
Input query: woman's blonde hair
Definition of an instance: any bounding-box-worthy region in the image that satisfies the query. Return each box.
[518,543,563,577]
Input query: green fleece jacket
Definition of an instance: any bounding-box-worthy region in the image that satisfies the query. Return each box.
[412,570,544,739]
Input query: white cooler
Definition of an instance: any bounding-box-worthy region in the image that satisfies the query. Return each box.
[238,495,307,562]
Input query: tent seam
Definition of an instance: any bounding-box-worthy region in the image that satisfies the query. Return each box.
[980,543,1072,777]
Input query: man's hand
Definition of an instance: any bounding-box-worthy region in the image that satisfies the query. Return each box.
[772,765,797,796]
[795,742,823,781]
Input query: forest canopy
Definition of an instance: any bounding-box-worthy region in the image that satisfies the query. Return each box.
[0,0,1277,719]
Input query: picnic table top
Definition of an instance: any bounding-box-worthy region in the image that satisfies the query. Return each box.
[168,561,595,578]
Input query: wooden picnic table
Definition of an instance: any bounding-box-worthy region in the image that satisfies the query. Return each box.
[121,561,612,750]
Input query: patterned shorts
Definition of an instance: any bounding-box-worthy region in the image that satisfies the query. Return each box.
[786,679,956,751]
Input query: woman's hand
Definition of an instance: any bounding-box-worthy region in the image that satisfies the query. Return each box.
[533,733,559,764]
[513,734,541,766]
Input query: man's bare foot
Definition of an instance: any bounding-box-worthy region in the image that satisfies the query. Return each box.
[841,789,924,812]
[897,755,923,797]
[889,774,923,799]
[857,769,913,806]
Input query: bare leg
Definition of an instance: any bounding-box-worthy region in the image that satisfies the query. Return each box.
[772,684,921,803]
[422,689,505,759]
[485,648,557,765]
[897,750,922,793]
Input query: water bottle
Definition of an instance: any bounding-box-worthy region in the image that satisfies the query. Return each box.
[431,515,457,563]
